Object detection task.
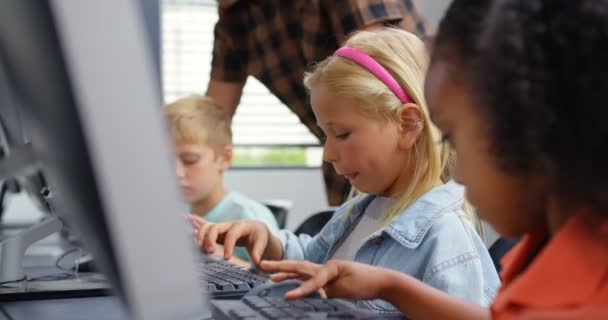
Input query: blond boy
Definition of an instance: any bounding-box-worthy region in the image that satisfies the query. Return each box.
[165,95,279,263]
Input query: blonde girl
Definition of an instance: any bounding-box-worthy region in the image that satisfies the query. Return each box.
[189,28,499,315]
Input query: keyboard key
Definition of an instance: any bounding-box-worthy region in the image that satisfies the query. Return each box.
[260,308,290,319]
[288,300,316,311]
[326,311,358,319]
[228,309,259,319]
[243,296,273,308]
[306,299,338,312]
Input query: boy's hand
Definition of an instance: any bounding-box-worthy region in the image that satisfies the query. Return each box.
[260,260,393,301]
[187,215,283,265]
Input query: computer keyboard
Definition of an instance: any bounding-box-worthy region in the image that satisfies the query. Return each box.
[212,296,381,319]
[199,255,270,299]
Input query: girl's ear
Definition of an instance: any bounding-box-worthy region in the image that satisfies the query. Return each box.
[397,103,424,150]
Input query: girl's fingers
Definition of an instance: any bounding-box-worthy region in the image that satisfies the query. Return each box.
[260,260,319,277]
[284,264,339,300]
[271,272,304,282]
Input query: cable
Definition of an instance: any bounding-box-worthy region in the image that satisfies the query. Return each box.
[25,247,85,282]
[0,247,83,287]
[0,276,26,287]
[32,247,83,281]
[55,247,82,272]
[28,272,74,282]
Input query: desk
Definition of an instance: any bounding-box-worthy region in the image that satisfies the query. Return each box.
[0,267,110,301]
[0,229,213,319]
[0,228,116,319]
[1,296,128,320]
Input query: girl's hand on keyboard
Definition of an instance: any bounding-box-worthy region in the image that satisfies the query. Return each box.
[260,259,394,301]
[188,215,284,265]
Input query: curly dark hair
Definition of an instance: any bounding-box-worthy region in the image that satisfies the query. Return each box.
[435,0,608,211]
[431,0,492,85]
[479,0,608,211]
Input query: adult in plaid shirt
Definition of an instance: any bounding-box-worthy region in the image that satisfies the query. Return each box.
[207,0,428,206]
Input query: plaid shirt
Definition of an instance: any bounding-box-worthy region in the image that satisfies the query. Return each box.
[212,0,428,205]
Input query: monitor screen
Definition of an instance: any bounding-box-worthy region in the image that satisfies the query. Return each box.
[0,1,206,319]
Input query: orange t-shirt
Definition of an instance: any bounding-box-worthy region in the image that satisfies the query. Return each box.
[491,211,608,319]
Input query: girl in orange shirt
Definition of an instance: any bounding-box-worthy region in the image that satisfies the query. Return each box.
[261,0,608,319]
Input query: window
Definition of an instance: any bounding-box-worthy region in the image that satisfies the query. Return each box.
[161,0,322,167]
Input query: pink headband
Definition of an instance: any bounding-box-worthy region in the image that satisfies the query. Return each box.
[333,46,411,104]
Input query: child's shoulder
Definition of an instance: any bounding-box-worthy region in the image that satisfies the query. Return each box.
[493,211,608,318]
[220,191,278,226]
[395,181,465,224]
[418,180,465,210]
[385,182,471,246]
[223,191,269,214]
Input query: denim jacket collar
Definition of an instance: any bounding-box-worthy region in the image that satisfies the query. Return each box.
[344,181,465,249]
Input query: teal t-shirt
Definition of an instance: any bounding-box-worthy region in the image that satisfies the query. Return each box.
[203,191,279,262]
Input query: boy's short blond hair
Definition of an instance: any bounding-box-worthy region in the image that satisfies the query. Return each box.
[164,95,232,152]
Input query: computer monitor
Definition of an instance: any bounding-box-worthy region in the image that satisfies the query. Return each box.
[0,49,51,217]
[0,63,25,153]
[0,1,206,319]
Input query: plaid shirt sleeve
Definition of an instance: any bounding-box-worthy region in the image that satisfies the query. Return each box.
[210,7,249,83]
[322,0,429,44]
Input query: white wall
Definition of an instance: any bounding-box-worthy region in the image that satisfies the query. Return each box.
[417,0,453,30]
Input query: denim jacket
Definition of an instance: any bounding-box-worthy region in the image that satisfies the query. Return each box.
[276,181,500,316]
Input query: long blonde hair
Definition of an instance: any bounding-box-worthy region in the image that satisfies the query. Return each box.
[305,28,479,231]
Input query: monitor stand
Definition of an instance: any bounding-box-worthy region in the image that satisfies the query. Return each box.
[0,216,62,283]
